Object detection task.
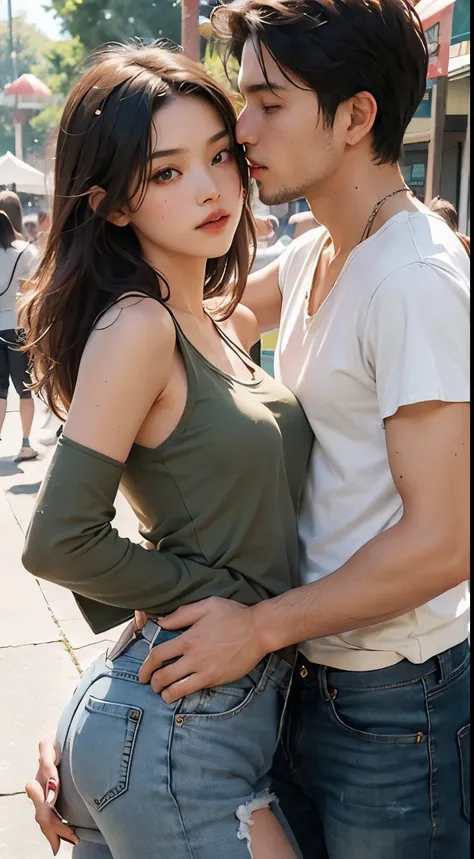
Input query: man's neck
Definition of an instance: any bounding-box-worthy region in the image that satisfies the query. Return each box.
[306,155,423,255]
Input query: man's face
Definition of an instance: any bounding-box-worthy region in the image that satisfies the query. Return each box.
[237,39,344,205]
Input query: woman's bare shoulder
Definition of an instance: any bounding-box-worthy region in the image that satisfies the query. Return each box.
[226,303,260,353]
[93,294,176,355]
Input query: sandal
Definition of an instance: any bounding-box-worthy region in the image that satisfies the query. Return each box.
[14,447,39,463]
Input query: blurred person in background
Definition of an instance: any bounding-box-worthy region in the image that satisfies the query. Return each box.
[288,210,318,239]
[23,215,38,244]
[36,210,52,255]
[252,213,291,271]
[0,190,25,240]
[0,210,39,460]
[33,207,65,445]
[428,196,470,256]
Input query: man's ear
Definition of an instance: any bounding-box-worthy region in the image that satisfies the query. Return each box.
[88,186,131,227]
[345,91,378,148]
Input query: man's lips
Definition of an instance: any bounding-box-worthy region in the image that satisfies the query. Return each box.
[247,159,266,178]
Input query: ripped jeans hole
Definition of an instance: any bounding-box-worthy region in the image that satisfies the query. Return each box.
[236,788,278,857]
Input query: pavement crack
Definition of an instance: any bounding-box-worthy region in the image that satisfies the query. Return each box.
[0,791,26,798]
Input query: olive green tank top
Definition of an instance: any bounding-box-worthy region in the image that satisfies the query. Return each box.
[23,307,313,634]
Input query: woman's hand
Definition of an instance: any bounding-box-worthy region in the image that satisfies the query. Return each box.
[25,739,79,855]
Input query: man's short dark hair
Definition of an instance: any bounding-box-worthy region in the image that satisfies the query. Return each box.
[213,0,428,164]
[0,190,23,235]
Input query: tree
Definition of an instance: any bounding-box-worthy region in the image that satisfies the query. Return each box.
[0,16,83,157]
[44,37,86,96]
[0,16,51,89]
[49,0,182,53]
[203,42,243,110]
[0,16,52,156]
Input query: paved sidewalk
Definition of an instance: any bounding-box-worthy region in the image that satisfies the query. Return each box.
[0,396,138,858]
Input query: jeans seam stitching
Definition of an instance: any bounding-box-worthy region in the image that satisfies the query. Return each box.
[92,707,143,811]
[327,690,426,744]
[423,676,437,848]
[425,657,470,701]
[457,725,470,821]
[180,685,257,722]
[167,714,196,858]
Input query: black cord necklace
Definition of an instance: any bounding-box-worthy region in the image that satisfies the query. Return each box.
[360,186,413,244]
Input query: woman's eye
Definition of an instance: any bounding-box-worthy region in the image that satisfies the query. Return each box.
[262,106,280,115]
[212,148,232,165]
[153,168,179,183]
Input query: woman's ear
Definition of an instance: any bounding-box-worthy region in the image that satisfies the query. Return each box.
[88,186,131,227]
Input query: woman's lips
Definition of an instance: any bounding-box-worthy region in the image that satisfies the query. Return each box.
[196,215,230,233]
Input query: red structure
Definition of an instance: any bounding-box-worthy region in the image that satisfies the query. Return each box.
[3,74,52,161]
[5,73,52,98]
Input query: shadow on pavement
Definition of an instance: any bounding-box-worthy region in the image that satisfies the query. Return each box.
[0,457,24,477]
[8,482,42,496]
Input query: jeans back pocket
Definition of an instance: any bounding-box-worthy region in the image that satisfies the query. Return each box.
[457,724,470,821]
[71,696,143,812]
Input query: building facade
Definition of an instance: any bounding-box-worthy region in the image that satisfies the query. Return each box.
[403,0,470,231]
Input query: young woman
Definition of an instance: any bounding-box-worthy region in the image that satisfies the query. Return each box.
[0,209,38,460]
[21,42,312,859]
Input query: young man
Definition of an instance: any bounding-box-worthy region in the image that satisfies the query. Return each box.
[139,1,470,856]
[29,1,469,855]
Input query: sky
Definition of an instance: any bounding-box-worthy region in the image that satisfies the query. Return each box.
[0,0,66,40]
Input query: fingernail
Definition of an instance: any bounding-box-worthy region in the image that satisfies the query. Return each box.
[46,780,57,804]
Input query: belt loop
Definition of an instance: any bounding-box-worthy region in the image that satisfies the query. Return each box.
[256,653,275,693]
[318,664,331,702]
[436,647,453,684]
[148,624,162,651]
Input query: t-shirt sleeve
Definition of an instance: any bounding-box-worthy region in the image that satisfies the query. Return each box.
[277,227,326,296]
[277,238,300,295]
[364,261,470,422]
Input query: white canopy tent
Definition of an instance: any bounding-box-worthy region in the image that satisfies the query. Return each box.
[0,151,46,194]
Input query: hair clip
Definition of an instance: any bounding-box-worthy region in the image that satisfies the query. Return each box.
[303,12,328,28]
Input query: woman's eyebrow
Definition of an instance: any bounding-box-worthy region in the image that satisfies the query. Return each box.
[148,129,229,161]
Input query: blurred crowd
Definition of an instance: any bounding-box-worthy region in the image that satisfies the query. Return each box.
[0,191,55,460]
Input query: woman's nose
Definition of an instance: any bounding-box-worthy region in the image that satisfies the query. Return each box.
[197,172,220,206]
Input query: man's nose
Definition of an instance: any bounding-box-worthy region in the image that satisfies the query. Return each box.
[236,106,258,147]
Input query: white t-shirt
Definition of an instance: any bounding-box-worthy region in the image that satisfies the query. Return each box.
[0,241,39,331]
[252,235,292,272]
[275,211,470,670]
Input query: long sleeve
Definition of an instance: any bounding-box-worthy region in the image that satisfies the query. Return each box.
[22,436,264,634]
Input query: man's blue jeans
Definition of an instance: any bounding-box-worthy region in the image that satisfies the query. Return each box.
[271,640,470,858]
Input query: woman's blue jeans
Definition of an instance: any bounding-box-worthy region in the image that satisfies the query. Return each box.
[54,620,299,859]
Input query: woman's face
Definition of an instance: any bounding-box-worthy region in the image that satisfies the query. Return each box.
[128,95,244,263]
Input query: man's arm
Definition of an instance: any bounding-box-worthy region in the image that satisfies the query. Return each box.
[255,398,470,647]
[241,256,282,334]
[139,399,469,698]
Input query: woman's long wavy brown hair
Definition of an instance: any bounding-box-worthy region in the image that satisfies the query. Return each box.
[20,41,255,418]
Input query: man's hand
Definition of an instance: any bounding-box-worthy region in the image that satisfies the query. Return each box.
[138,597,268,703]
[25,739,79,855]
[134,610,147,630]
